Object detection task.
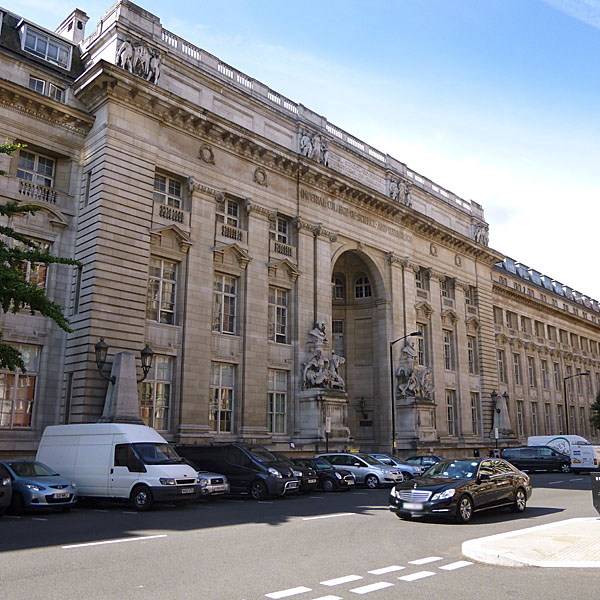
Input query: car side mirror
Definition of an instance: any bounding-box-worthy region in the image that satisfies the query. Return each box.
[478,473,491,481]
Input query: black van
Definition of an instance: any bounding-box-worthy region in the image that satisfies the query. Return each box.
[175,444,300,500]
[502,446,571,473]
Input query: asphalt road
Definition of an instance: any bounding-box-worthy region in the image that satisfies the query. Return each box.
[0,473,597,600]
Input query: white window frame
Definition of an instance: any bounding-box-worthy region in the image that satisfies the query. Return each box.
[153,174,182,209]
[268,286,288,344]
[209,362,234,433]
[140,355,173,431]
[443,330,454,371]
[21,25,72,69]
[417,323,428,367]
[216,196,239,227]
[513,353,522,386]
[28,76,45,94]
[467,335,478,374]
[16,149,55,187]
[527,356,536,388]
[267,370,287,434]
[497,350,507,383]
[213,273,237,334]
[146,257,177,325]
[446,389,456,436]
[269,216,289,244]
[470,392,480,435]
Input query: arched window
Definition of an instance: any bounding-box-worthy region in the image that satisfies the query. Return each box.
[355,276,372,299]
[332,276,345,300]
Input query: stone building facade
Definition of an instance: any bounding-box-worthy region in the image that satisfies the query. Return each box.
[1,1,598,458]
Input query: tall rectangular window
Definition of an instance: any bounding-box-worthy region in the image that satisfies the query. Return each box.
[497,350,507,383]
[576,370,583,394]
[527,356,536,388]
[516,401,524,437]
[553,362,561,390]
[332,320,345,357]
[557,405,564,435]
[17,239,51,288]
[445,389,456,436]
[417,323,428,367]
[268,287,288,344]
[216,196,239,227]
[269,216,289,244]
[513,354,522,386]
[146,258,177,324]
[531,402,538,436]
[267,370,287,434]
[541,360,550,390]
[0,344,40,428]
[209,363,234,433]
[467,335,478,374]
[544,404,551,434]
[465,286,476,305]
[568,405,575,434]
[493,306,503,325]
[470,392,480,435]
[153,174,182,209]
[16,150,55,187]
[415,267,429,290]
[440,278,454,299]
[212,274,237,334]
[579,407,587,437]
[443,330,454,371]
[140,355,173,431]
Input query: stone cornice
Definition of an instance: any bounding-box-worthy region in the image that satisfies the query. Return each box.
[0,77,95,136]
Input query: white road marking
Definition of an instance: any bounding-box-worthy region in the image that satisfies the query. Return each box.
[311,596,342,600]
[439,560,473,570]
[368,566,405,575]
[303,513,357,521]
[92,509,109,512]
[569,478,583,481]
[408,556,442,565]
[121,511,138,515]
[398,571,436,581]
[62,534,167,549]
[321,575,363,586]
[258,501,274,504]
[352,492,369,495]
[350,582,394,594]
[548,481,561,485]
[309,496,325,499]
[265,587,312,599]
[31,518,47,521]
[5,515,21,519]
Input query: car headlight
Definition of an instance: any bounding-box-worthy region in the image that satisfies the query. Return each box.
[198,478,209,488]
[71,482,77,488]
[293,470,302,477]
[268,467,282,478]
[24,483,45,492]
[431,488,456,501]
[159,478,177,485]
[1,477,10,486]
[335,472,342,479]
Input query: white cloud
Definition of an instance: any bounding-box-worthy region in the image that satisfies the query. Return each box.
[543,0,600,29]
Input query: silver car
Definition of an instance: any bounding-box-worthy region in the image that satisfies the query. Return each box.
[197,470,230,498]
[369,453,424,478]
[316,453,403,488]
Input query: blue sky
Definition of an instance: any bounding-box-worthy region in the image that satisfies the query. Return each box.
[5,0,600,299]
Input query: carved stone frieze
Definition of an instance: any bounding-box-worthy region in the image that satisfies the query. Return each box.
[199,144,215,164]
[116,38,161,85]
[253,167,268,186]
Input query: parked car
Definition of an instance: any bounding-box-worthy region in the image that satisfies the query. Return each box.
[369,453,423,478]
[501,446,571,473]
[0,463,12,517]
[176,444,299,500]
[291,457,356,492]
[271,452,318,494]
[405,455,443,470]
[182,459,230,498]
[389,457,532,523]
[316,453,403,488]
[0,460,77,514]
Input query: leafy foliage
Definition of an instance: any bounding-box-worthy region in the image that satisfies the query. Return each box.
[1,143,81,371]
[590,391,600,431]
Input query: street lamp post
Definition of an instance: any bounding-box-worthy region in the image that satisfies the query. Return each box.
[389,330,423,453]
[94,338,155,384]
[562,372,590,435]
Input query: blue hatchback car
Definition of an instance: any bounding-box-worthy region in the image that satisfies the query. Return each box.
[1,460,77,514]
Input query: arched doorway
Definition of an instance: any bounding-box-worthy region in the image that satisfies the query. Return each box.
[331,250,387,449]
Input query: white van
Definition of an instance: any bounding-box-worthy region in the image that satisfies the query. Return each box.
[36,423,200,509]
[527,435,598,473]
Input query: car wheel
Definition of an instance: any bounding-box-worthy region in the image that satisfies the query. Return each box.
[364,474,379,489]
[402,471,413,480]
[322,478,334,493]
[455,495,474,524]
[130,485,153,511]
[249,480,267,501]
[511,487,527,513]
[10,492,25,516]
[560,463,571,473]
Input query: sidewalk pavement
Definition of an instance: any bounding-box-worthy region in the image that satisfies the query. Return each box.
[462,517,600,568]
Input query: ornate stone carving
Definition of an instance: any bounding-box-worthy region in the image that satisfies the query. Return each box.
[299,130,329,166]
[116,39,161,85]
[302,348,346,391]
[308,320,328,346]
[199,144,215,164]
[430,242,438,256]
[473,221,489,246]
[253,167,268,186]
[395,339,433,400]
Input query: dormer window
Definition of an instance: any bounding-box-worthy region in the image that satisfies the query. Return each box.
[21,25,72,69]
[16,150,55,187]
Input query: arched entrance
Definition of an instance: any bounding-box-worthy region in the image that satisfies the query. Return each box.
[331,250,387,449]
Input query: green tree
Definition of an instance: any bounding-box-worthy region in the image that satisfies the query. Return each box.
[1,142,80,371]
[590,391,600,430]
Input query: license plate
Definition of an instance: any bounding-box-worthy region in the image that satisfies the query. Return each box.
[212,485,227,492]
[288,482,298,489]
[403,502,423,510]
[53,492,69,499]
[181,487,194,494]
[347,480,354,485]
[308,479,317,484]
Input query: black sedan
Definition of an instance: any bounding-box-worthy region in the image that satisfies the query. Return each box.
[291,457,355,492]
[271,452,318,494]
[389,458,532,523]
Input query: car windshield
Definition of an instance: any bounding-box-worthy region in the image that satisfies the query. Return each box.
[8,461,58,477]
[314,458,333,469]
[132,443,184,465]
[424,460,477,479]
[246,446,279,464]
